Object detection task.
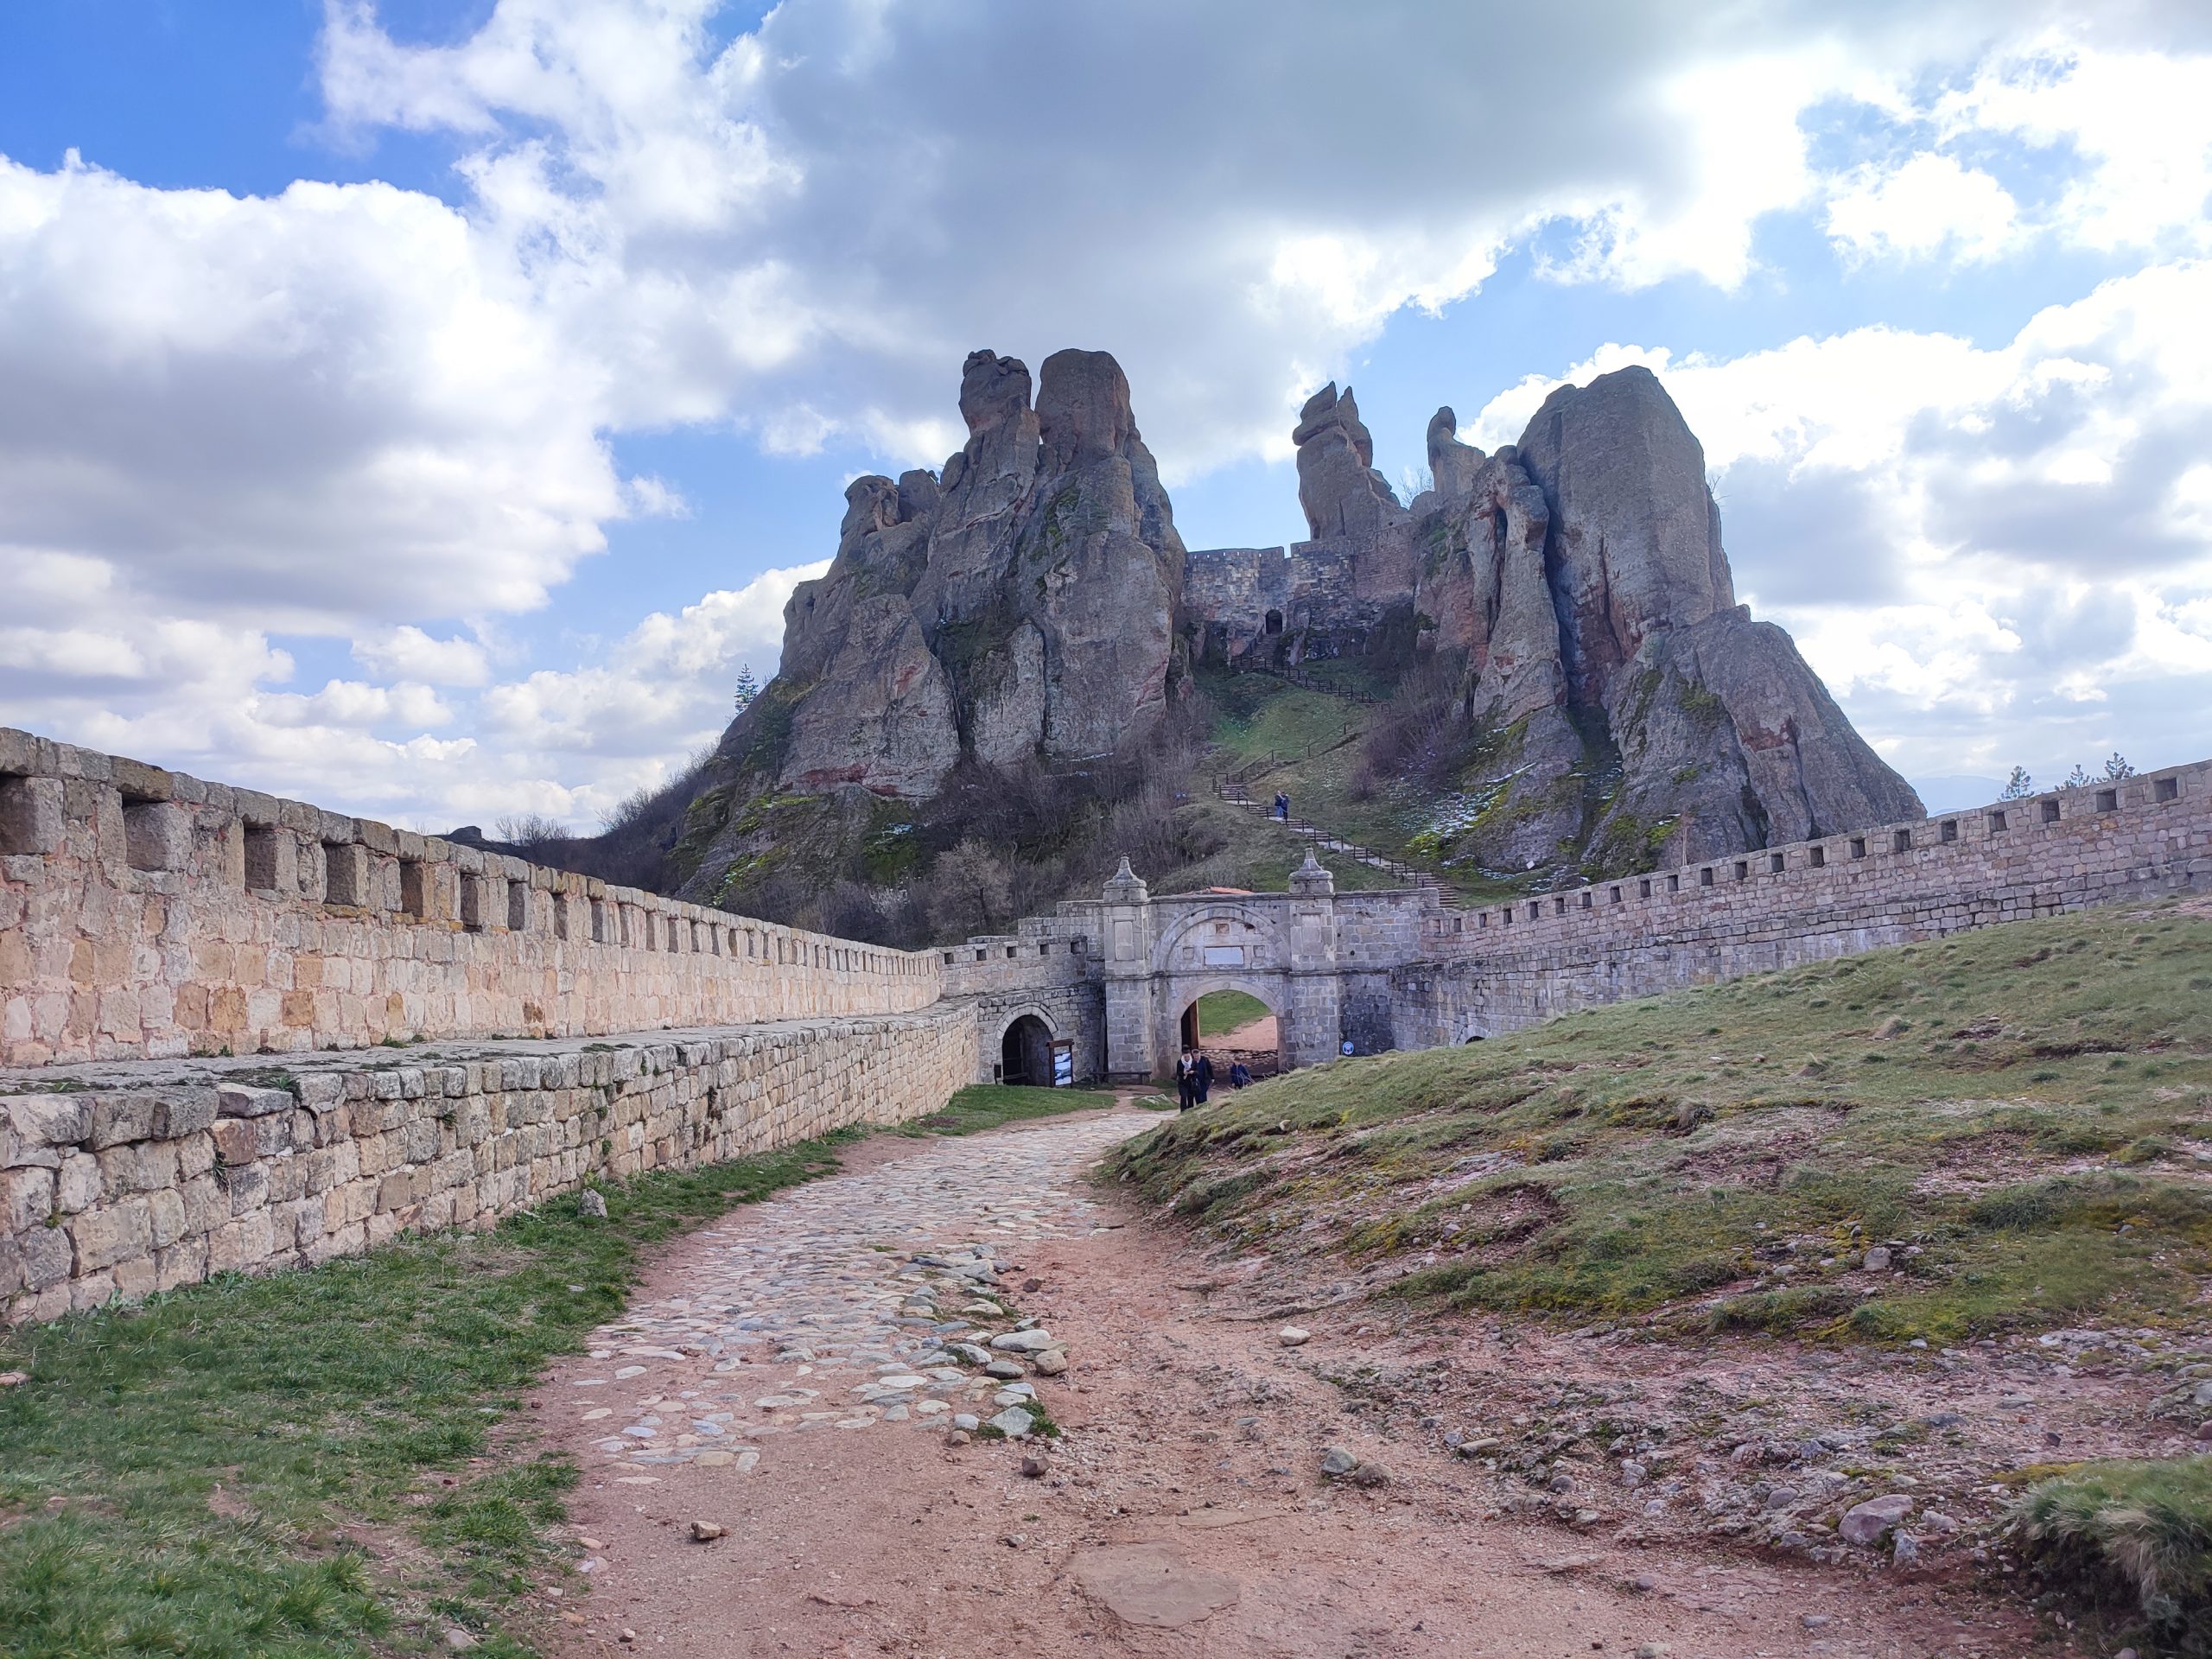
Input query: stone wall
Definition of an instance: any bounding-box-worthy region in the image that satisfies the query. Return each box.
[0,1006,975,1323]
[1182,540,1390,666]
[1394,760,2212,1046]
[0,728,941,1067]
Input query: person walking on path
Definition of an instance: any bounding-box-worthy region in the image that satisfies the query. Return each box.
[1273,791,1289,821]
[1174,1051,1196,1112]
[1193,1051,1214,1104]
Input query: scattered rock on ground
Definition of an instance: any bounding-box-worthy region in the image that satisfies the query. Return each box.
[1840,1494,1914,1547]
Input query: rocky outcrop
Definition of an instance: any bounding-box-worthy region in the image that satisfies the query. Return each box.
[1294,384,1414,602]
[1411,365,1923,873]
[671,347,1187,899]
[663,349,1910,911]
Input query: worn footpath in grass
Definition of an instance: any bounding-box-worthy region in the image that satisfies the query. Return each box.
[0,1130,857,1658]
[1116,900,2212,1346]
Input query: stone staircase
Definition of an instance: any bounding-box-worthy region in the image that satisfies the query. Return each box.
[1214,775,1441,891]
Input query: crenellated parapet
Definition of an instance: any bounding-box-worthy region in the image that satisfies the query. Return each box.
[0,728,941,1067]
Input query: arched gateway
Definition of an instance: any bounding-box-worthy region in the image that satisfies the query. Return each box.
[1085,851,1435,1080]
[932,849,1444,1084]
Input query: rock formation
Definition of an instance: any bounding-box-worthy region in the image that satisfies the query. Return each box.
[668,348,1914,914]
[671,347,1187,899]
[1412,365,1923,869]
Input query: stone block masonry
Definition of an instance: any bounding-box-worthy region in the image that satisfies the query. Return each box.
[1395,759,2212,1046]
[0,728,942,1067]
[0,1006,975,1323]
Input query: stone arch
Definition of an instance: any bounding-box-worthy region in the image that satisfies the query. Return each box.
[995,1004,1058,1085]
[1150,901,1286,977]
[1156,972,1290,1079]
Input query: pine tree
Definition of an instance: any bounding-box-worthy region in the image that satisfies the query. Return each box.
[2101,752,2135,781]
[2063,763,2094,790]
[1999,766,2033,800]
[733,665,760,714]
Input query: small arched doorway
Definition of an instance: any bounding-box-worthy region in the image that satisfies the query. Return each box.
[1263,608,1283,636]
[1178,988,1283,1083]
[999,1014,1054,1085]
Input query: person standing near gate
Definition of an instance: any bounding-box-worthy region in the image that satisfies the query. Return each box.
[1193,1050,1214,1104]
[1174,1050,1196,1111]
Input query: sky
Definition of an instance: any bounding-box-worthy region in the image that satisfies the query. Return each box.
[3,0,2210,830]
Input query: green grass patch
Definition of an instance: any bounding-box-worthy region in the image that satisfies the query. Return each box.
[1109,902,2212,1345]
[1192,990,1270,1039]
[898,1084,1112,1137]
[0,1131,857,1656]
[2012,1456,2212,1653]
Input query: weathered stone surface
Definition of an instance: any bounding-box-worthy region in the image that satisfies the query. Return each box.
[1406,365,1922,874]
[696,346,1187,853]
[1840,1493,1914,1546]
[1070,1542,1240,1629]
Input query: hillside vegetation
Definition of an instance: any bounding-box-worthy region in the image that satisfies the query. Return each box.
[1114,900,2212,1647]
[1117,902,2212,1342]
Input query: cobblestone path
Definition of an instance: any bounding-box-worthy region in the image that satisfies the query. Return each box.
[563,1110,1156,1482]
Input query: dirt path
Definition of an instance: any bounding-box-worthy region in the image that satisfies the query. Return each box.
[524,1100,2037,1656]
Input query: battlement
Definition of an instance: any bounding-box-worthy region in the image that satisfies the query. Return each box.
[0,728,942,1068]
[1391,758,2211,1046]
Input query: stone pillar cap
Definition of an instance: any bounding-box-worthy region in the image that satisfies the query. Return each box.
[1289,849,1336,895]
[1103,855,1149,902]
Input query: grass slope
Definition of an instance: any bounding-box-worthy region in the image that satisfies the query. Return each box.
[896,1083,1113,1137]
[1197,666,1524,903]
[1116,901,2212,1344]
[1115,899,2212,1642]
[0,1133,855,1657]
[1193,990,1271,1039]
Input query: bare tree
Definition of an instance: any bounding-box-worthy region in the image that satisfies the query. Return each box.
[929,838,1014,938]
[494,811,567,851]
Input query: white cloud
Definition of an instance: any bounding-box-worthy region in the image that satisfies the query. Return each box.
[1938,39,2212,253]
[1466,261,2212,781]
[1825,153,2019,263]
[353,626,493,685]
[6,0,2212,832]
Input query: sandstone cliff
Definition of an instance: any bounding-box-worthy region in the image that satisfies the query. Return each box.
[1409,365,1923,870]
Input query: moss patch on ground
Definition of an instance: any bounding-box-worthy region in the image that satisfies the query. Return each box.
[0,1133,856,1657]
[1112,901,2212,1347]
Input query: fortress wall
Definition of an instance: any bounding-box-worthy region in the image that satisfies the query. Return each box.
[1395,760,2212,1046]
[0,728,942,1068]
[0,1006,975,1324]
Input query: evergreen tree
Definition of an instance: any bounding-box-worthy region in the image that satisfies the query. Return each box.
[1999,766,2033,800]
[2101,751,2135,780]
[2063,763,2094,790]
[733,664,760,714]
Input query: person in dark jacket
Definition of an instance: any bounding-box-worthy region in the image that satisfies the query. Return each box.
[1193,1052,1214,1104]
[1230,1060,1252,1089]
[1174,1051,1196,1111]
